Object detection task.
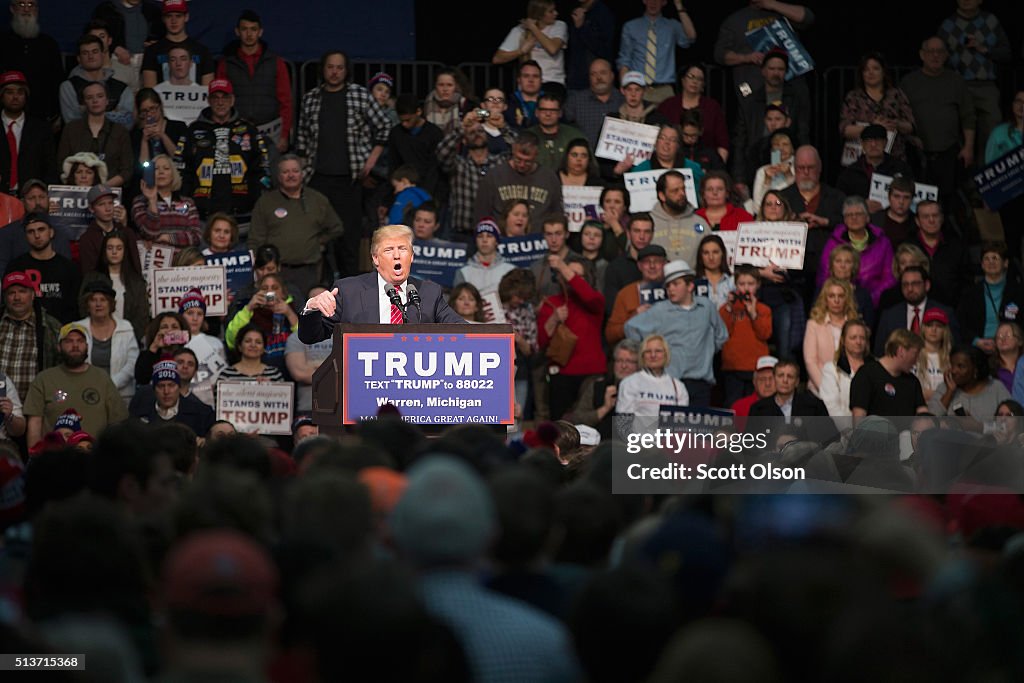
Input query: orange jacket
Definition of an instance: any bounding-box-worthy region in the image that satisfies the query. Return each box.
[718,300,772,371]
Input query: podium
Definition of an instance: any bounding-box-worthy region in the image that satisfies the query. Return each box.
[311,323,515,436]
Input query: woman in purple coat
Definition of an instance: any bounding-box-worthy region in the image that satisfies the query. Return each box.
[818,196,895,308]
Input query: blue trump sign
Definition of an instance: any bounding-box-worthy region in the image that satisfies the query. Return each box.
[745,19,814,80]
[974,146,1024,210]
[203,249,254,298]
[498,234,550,269]
[342,331,515,425]
[411,239,468,288]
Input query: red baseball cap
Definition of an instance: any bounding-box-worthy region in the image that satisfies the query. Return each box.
[921,308,949,326]
[163,530,278,617]
[162,0,188,15]
[208,79,233,96]
[2,271,39,295]
[0,71,28,92]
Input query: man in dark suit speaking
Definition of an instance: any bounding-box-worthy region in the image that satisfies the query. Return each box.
[298,224,465,343]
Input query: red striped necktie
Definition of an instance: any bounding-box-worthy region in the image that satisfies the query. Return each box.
[390,284,404,324]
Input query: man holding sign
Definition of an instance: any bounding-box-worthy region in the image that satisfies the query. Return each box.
[836,124,913,213]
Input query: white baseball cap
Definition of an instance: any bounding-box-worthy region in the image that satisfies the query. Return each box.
[756,355,779,371]
[621,71,646,88]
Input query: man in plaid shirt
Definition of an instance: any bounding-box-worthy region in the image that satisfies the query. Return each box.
[0,270,61,401]
[436,111,516,237]
[297,50,391,277]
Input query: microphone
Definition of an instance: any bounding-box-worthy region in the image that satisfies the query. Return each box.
[384,284,407,323]
[384,283,402,307]
[406,282,422,309]
[405,282,422,322]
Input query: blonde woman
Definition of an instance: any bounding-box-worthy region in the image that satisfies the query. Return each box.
[616,334,689,417]
[804,278,859,396]
[916,308,953,403]
[819,319,870,417]
[132,154,201,247]
[821,244,874,324]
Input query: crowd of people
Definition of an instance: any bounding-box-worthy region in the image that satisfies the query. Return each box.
[1,0,1024,680]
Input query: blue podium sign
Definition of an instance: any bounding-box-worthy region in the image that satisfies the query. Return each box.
[342,331,515,425]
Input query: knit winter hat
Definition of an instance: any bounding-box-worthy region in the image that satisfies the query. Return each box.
[475,217,501,241]
[152,358,180,386]
[178,288,207,314]
[368,72,394,92]
[54,409,83,433]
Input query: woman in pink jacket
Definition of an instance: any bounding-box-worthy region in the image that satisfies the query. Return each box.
[804,278,860,397]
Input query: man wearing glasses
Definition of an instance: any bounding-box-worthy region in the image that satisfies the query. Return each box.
[874,265,961,357]
[0,0,64,125]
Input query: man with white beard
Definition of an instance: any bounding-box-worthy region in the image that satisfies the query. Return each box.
[0,0,64,125]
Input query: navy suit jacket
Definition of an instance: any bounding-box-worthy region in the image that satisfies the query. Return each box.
[129,390,216,437]
[0,114,58,191]
[873,300,961,357]
[298,272,466,344]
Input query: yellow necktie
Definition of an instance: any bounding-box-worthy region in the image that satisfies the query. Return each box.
[644,22,657,84]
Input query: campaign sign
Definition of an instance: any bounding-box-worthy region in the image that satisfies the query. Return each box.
[744,18,814,80]
[154,83,208,125]
[595,118,660,163]
[639,282,666,305]
[840,122,897,167]
[623,167,699,212]
[480,291,507,323]
[217,381,294,435]
[868,173,939,210]
[659,405,737,431]
[974,146,1024,211]
[48,185,123,240]
[138,243,178,284]
[342,332,515,425]
[734,222,808,270]
[496,234,550,269]
[257,117,283,144]
[563,185,604,232]
[151,265,228,317]
[411,239,468,288]
[203,249,255,299]
[718,230,738,269]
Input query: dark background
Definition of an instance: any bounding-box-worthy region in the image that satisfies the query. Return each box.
[21,1,1024,70]
[417,0,1024,73]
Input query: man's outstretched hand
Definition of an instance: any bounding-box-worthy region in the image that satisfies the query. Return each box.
[304,288,339,316]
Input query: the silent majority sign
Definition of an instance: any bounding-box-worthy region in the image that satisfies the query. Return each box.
[217,381,294,435]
